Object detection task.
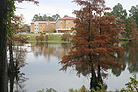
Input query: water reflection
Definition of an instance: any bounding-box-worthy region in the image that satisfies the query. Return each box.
[30,43,70,60]
[28,42,138,91]
[7,43,28,92]
[3,42,138,92]
[122,41,138,73]
[106,41,138,91]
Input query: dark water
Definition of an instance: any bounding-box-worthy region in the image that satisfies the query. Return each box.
[8,42,138,92]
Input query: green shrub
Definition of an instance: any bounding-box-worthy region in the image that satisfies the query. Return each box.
[37,88,57,92]
[121,74,138,92]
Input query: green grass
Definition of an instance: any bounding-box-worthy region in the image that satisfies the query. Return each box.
[15,33,73,43]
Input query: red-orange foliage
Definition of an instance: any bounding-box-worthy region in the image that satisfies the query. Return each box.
[7,35,29,43]
[45,35,48,42]
[35,33,44,42]
[60,0,123,89]
[61,0,123,69]
[61,33,70,41]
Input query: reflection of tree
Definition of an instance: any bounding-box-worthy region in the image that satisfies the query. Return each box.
[31,43,70,60]
[124,42,138,73]
[110,54,126,77]
[7,44,28,92]
[110,41,138,77]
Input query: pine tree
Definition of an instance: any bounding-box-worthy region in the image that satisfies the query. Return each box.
[60,0,123,90]
[125,17,138,41]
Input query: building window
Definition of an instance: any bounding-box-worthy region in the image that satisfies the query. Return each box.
[60,26,62,29]
[61,31,65,33]
[67,21,70,24]
[60,21,62,24]
[67,26,70,29]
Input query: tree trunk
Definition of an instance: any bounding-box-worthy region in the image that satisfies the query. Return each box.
[98,65,103,85]
[9,35,15,72]
[90,65,98,91]
[0,0,8,92]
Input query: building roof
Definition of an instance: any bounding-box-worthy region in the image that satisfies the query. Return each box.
[31,21,56,24]
[50,21,56,24]
[58,17,76,20]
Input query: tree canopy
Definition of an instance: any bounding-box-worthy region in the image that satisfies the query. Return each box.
[60,0,123,90]
[0,0,38,92]
[111,3,127,20]
[129,5,138,26]
[32,14,60,21]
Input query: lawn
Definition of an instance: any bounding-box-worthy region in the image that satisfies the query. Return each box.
[15,33,73,43]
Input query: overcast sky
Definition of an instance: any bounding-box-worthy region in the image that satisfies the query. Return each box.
[15,0,138,24]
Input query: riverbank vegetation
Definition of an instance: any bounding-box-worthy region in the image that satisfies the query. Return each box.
[37,74,138,92]
[1,0,138,92]
[15,33,73,43]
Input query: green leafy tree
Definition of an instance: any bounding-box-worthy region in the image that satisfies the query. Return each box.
[69,86,90,92]
[52,14,61,21]
[32,14,61,21]
[125,17,138,40]
[111,3,127,20]
[37,88,57,92]
[111,3,127,38]
[32,14,39,21]
[121,74,138,92]
[64,15,69,17]
[129,5,138,26]
[43,14,48,21]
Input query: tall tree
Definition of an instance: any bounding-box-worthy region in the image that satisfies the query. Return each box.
[52,14,61,21]
[32,14,61,21]
[129,5,138,26]
[63,15,69,18]
[60,0,123,90]
[0,0,8,92]
[125,17,138,40]
[32,14,39,21]
[111,3,127,20]
[0,0,38,92]
[43,14,48,21]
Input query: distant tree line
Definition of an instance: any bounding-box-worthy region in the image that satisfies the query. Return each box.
[108,3,138,40]
[32,14,69,21]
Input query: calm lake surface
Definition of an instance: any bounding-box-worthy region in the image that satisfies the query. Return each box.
[11,42,138,92]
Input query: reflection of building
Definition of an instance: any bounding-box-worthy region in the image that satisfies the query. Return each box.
[30,17,76,34]
[31,43,70,60]
[30,21,56,34]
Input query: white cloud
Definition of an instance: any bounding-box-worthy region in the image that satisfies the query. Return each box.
[15,0,138,24]
[15,0,79,24]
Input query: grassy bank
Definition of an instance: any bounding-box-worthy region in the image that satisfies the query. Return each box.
[15,33,130,44]
[16,33,73,43]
